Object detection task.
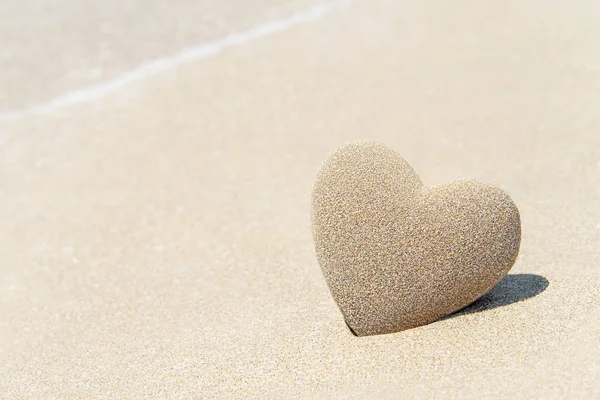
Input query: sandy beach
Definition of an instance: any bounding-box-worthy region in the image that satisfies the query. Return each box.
[1,0,599,398]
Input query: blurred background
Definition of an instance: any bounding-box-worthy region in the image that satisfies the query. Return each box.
[0,0,326,112]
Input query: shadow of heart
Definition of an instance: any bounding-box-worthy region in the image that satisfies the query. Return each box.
[445,273,549,319]
[345,274,549,336]
[346,274,550,336]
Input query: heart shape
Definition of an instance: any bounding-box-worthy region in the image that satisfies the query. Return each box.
[311,142,521,336]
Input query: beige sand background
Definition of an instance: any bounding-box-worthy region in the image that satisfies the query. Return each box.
[1,0,599,398]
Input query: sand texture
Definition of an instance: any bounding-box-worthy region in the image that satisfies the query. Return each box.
[1,0,600,398]
[312,142,521,336]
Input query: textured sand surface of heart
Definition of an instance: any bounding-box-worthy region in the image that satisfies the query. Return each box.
[312,142,521,335]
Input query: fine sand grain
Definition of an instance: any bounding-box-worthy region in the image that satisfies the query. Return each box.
[1,0,599,398]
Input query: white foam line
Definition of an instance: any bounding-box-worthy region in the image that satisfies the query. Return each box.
[0,1,339,121]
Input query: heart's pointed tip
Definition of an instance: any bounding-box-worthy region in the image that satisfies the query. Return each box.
[344,320,359,336]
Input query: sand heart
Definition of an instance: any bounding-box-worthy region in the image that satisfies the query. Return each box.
[311,142,521,336]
